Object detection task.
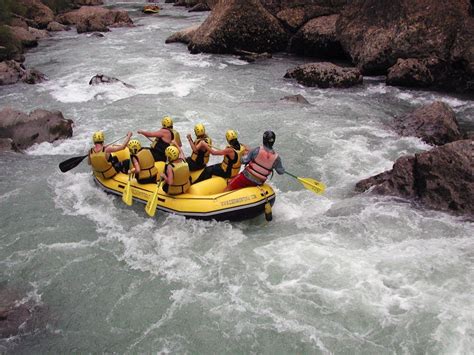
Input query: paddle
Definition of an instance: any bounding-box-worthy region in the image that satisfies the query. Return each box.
[285,171,326,195]
[122,170,133,206]
[58,135,127,173]
[145,178,162,217]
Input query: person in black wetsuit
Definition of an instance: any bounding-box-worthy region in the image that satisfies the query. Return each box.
[137,116,182,162]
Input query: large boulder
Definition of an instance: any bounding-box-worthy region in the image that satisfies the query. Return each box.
[56,6,133,33]
[392,101,463,146]
[284,62,362,88]
[0,108,73,150]
[0,60,46,85]
[17,0,55,29]
[88,74,135,88]
[47,21,71,32]
[386,58,434,87]
[165,25,199,44]
[276,5,336,31]
[188,0,288,54]
[355,140,474,216]
[259,0,349,17]
[336,0,473,90]
[289,14,347,59]
[4,26,38,48]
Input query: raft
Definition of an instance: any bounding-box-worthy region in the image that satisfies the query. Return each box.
[143,5,160,14]
[93,149,276,221]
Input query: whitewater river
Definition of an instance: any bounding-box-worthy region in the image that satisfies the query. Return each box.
[1,3,473,353]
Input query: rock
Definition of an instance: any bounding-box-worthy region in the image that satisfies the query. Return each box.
[88,74,135,88]
[280,94,310,104]
[289,14,347,59]
[392,101,463,146]
[0,138,18,152]
[355,140,474,216]
[234,49,272,62]
[386,58,434,87]
[27,27,49,40]
[189,3,210,12]
[47,21,71,32]
[0,108,73,150]
[188,0,288,55]
[56,6,133,33]
[276,5,336,32]
[284,62,363,88]
[0,60,23,85]
[166,25,199,44]
[88,32,105,38]
[0,60,46,85]
[261,0,349,17]
[73,0,104,5]
[336,0,474,90]
[18,0,55,29]
[5,26,38,48]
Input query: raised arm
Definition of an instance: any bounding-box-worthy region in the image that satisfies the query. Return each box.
[105,131,132,153]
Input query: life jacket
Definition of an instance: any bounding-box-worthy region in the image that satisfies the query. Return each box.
[220,144,246,178]
[150,128,174,152]
[165,160,191,195]
[245,146,278,182]
[190,136,212,166]
[89,148,118,179]
[172,129,182,147]
[134,149,158,181]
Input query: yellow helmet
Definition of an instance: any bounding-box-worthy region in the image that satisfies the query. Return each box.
[92,131,104,143]
[128,139,141,155]
[162,116,173,128]
[165,145,179,161]
[225,129,238,143]
[194,123,205,137]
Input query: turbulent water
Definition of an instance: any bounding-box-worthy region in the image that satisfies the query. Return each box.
[1,3,473,353]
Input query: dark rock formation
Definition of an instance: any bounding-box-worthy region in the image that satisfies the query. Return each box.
[276,5,336,32]
[0,108,73,150]
[188,0,288,54]
[234,49,272,62]
[0,138,17,152]
[280,94,310,104]
[386,58,434,87]
[18,0,55,29]
[259,0,349,17]
[284,62,362,88]
[88,74,135,88]
[355,140,474,216]
[336,0,474,91]
[47,21,71,32]
[0,60,46,85]
[165,25,199,44]
[189,3,210,12]
[392,101,463,146]
[56,6,133,34]
[289,14,346,59]
[73,0,104,5]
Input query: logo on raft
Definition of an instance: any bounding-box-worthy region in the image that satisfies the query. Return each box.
[220,194,257,207]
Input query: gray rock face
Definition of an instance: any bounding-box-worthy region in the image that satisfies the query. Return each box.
[393,101,462,146]
[188,0,288,54]
[284,62,362,88]
[280,94,310,104]
[88,74,135,88]
[0,108,73,150]
[0,60,46,86]
[355,140,474,216]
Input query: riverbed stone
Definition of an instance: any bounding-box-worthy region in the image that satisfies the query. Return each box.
[280,94,310,104]
[386,58,434,87]
[47,21,71,32]
[284,62,362,88]
[355,139,474,216]
[166,25,199,44]
[18,0,55,29]
[393,101,462,146]
[0,108,73,150]
[188,0,288,54]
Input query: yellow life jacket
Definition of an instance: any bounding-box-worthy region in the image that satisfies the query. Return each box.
[172,129,182,147]
[190,136,212,166]
[166,160,191,195]
[220,144,246,178]
[135,149,158,181]
[89,148,117,179]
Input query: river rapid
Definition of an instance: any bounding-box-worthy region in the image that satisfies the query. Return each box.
[0,2,473,353]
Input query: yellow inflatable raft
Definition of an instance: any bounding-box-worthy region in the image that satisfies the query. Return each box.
[93,149,275,221]
[143,5,160,14]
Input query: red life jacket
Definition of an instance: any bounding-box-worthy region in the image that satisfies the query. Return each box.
[245,146,278,182]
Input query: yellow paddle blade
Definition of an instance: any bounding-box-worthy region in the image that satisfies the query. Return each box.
[145,184,160,217]
[297,177,326,195]
[122,179,133,206]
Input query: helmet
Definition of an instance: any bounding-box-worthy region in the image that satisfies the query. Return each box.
[128,139,141,155]
[162,116,173,128]
[165,145,179,161]
[225,129,238,143]
[194,123,205,137]
[92,131,104,144]
[263,130,276,148]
